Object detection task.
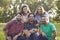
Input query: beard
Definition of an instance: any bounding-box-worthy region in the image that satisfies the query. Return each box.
[41,21,46,24]
[17,18,21,22]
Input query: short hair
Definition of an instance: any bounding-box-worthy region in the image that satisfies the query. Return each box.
[42,16,49,22]
[28,13,34,18]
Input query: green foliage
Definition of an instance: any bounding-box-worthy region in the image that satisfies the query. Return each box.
[0,0,60,22]
[54,0,60,22]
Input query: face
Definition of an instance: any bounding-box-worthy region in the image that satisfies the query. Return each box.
[41,17,48,24]
[16,15,22,21]
[23,7,28,14]
[37,7,42,14]
[28,14,34,21]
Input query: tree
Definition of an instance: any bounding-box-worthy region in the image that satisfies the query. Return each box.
[54,0,60,23]
[0,0,59,22]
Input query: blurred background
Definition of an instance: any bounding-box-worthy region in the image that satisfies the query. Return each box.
[0,0,60,40]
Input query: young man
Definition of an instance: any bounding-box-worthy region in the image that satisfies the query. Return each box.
[23,13,38,40]
[39,16,57,40]
[3,14,24,40]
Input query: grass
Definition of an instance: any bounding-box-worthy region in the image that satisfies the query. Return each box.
[0,23,6,40]
[0,23,60,40]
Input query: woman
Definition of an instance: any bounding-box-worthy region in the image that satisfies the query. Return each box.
[34,5,49,22]
[13,4,31,23]
[34,6,49,40]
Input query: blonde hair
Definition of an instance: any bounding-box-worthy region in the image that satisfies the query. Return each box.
[34,5,45,15]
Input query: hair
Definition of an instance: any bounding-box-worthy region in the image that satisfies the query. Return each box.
[16,14,21,18]
[34,5,45,15]
[18,4,31,15]
[28,13,34,18]
[42,15,49,23]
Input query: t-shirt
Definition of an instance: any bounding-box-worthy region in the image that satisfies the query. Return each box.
[40,22,56,40]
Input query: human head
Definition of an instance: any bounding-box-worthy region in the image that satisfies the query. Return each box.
[35,5,45,15]
[41,16,49,24]
[20,4,31,15]
[28,13,34,22]
[16,14,22,21]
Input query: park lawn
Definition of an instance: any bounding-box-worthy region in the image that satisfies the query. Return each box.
[0,23,60,40]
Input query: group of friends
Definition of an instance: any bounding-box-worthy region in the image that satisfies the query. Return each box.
[3,4,57,40]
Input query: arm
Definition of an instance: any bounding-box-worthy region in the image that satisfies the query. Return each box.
[52,30,57,40]
[36,23,42,34]
[3,29,8,37]
[13,32,23,40]
[51,24,57,40]
[3,20,14,40]
[29,28,38,34]
[23,29,31,37]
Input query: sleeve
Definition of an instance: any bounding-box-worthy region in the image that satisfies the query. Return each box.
[3,20,13,31]
[51,24,56,32]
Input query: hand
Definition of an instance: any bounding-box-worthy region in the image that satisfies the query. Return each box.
[42,32,46,37]
[13,33,22,40]
[7,36,12,40]
[29,29,35,33]
[36,24,39,27]
[23,30,31,37]
[37,19,40,24]
[13,35,18,40]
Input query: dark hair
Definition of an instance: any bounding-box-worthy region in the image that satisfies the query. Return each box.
[28,13,34,17]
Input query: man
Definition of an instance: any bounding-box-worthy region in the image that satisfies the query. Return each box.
[23,13,38,40]
[3,14,24,40]
[39,16,57,40]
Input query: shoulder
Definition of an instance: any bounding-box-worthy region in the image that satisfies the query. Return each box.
[48,22,54,26]
[48,22,56,28]
[7,20,16,24]
[39,24,44,27]
[49,22,56,31]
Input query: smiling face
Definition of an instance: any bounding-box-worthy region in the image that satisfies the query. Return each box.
[23,7,28,14]
[16,14,22,21]
[37,7,42,14]
[41,16,49,24]
[28,13,34,22]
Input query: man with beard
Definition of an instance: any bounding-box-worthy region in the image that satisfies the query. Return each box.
[23,13,38,40]
[3,14,24,40]
[39,16,57,40]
